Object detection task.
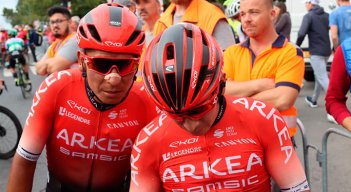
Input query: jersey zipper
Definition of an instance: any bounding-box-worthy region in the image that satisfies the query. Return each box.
[87,111,102,191]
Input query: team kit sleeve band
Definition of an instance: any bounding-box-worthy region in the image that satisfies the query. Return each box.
[16,145,41,161]
[280,180,310,192]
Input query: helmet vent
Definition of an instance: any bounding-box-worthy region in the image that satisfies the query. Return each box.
[166,45,174,60]
[137,33,145,45]
[185,28,193,38]
[126,31,140,46]
[153,74,174,110]
[79,26,87,39]
[200,30,208,46]
[166,73,177,109]
[87,25,101,43]
[191,66,207,102]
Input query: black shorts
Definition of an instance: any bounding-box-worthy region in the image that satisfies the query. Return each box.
[9,54,26,69]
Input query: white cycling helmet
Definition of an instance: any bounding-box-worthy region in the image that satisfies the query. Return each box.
[224,0,240,18]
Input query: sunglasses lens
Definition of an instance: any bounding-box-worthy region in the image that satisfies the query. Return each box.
[167,103,214,121]
[91,58,114,74]
[88,58,136,76]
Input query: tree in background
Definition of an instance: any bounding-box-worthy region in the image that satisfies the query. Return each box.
[3,0,104,27]
[3,0,285,27]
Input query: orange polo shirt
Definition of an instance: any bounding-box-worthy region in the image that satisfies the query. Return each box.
[223,35,305,136]
[153,0,226,36]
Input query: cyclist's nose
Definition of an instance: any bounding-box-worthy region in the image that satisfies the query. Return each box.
[104,69,122,84]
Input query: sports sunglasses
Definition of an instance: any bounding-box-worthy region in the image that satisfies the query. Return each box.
[79,51,139,76]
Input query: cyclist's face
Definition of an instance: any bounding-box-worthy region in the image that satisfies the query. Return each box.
[49,13,70,38]
[83,49,138,105]
[172,103,219,136]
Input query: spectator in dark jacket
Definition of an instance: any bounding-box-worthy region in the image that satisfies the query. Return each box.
[296,0,332,114]
[274,1,291,40]
[28,24,38,63]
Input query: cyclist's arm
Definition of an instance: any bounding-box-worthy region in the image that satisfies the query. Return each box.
[8,72,65,191]
[130,118,162,192]
[7,153,37,192]
[257,104,310,191]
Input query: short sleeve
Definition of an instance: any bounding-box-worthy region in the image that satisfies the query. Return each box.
[57,36,79,62]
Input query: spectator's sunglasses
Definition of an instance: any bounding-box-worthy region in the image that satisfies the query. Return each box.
[166,102,216,122]
[79,51,139,76]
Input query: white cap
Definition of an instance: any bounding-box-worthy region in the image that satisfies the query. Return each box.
[305,0,319,5]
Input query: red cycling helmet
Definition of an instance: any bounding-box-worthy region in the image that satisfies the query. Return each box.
[142,23,224,114]
[77,3,145,56]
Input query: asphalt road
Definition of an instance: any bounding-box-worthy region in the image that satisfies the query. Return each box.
[0,68,350,191]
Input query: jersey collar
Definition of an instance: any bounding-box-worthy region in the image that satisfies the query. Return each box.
[241,34,286,48]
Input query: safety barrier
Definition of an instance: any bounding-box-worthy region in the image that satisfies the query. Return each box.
[296,118,312,184]
[296,119,351,192]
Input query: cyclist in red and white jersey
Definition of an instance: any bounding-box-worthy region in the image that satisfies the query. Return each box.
[7,3,158,192]
[130,23,310,192]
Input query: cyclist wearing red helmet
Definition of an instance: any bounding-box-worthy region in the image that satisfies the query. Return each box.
[7,3,157,192]
[130,23,310,192]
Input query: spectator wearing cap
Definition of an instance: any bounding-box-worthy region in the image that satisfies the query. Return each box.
[134,0,162,46]
[296,0,331,115]
[70,16,80,32]
[112,0,136,13]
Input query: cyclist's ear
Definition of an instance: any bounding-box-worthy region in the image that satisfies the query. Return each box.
[219,72,226,95]
[77,51,87,77]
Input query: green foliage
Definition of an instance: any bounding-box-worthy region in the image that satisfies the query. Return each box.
[2,0,286,26]
[2,0,103,26]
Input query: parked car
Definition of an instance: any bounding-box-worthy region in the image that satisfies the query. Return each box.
[302,48,332,82]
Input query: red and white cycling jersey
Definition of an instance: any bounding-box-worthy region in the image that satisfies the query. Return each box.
[17,69,158,191]
[130,96,309,192]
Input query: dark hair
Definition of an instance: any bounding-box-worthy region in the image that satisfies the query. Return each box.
[274,1,287,22]
[274,1,287,14]
[48,6,71,18]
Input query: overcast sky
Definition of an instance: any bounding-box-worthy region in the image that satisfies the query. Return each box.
[0,0,18,29]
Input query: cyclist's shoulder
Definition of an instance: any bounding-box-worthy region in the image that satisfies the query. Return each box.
[136,113,170,141]
[128,82,153,103]
[227,96,277,119]
[41,69,83,93]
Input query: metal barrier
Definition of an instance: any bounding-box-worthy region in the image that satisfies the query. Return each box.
[318,128,351,192]
[296,120,351,192]
[296,118,311,184]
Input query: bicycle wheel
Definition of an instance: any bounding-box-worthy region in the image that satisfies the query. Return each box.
[0,105,22,159]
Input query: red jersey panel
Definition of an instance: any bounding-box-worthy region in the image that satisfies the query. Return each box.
[130,96,308,192]
[18,69,158,191]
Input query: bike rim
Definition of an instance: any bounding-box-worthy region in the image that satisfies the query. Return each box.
[0,114,19,155]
